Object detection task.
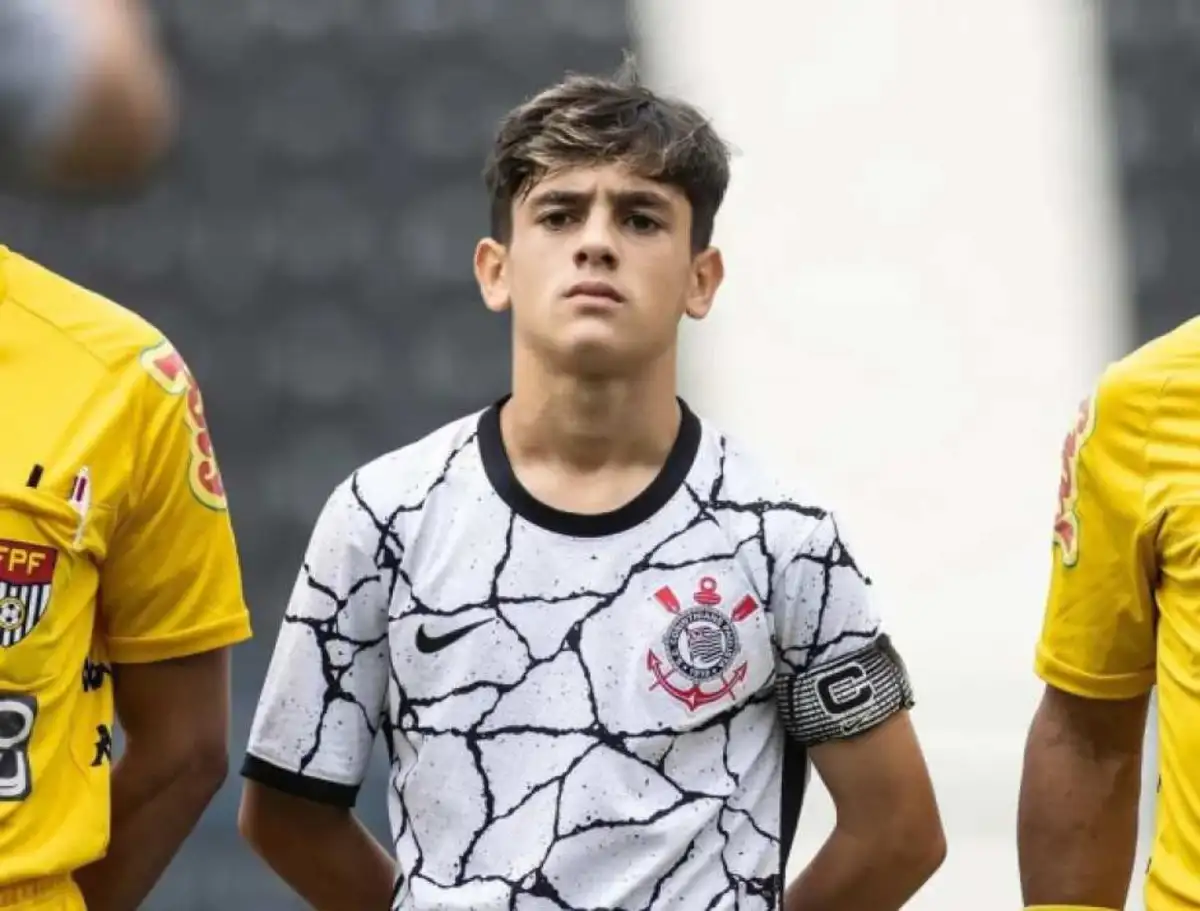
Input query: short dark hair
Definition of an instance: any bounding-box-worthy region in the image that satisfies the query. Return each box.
[483,58,732,251]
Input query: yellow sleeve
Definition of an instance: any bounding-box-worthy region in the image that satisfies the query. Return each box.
[99,338,252,664]
[1034,366,1158,700]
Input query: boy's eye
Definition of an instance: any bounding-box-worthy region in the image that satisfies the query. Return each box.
[626,213,660,233]
[539,211,575,228]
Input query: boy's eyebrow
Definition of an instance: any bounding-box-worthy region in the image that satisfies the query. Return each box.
[528,188,673,210]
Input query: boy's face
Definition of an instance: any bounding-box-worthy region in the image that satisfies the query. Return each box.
[475,162,723,376]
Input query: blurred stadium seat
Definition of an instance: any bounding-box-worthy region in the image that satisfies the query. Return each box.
[1099,0,1200,345]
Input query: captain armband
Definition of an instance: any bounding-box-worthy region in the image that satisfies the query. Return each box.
[775,634,915,747]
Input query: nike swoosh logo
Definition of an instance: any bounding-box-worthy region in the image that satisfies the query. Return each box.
[415,618,492,654]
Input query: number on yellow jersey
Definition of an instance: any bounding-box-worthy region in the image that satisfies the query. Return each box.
[0,694,37,801]
[138,340,228,511]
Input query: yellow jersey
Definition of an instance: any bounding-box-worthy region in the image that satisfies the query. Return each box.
[1036,315,1200,911]
[0,247,252,886]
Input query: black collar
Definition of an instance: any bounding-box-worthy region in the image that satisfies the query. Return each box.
[477,394,701,537]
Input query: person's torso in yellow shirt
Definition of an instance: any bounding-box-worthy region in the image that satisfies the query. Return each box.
[0,247,251,886]
[1037,314,1200,911]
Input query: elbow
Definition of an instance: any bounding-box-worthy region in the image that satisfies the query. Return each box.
[184,730,230,801]
[121,726,228,804]
[879,800,947,886]
[910,812,948,881]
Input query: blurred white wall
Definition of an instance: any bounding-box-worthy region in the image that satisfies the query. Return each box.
[634,1,1151,908]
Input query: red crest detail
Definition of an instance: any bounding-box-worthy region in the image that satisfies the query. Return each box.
[1052,395,1096,567]
[0,539,58,648]
[646,575,760,712]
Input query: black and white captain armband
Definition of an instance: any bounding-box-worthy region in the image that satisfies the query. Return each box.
[775,634,915,747]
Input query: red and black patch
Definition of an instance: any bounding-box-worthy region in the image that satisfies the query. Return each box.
[0,539,58,648]
[646,575,757,712]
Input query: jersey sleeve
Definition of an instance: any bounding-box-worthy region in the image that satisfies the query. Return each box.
[241,475,390,807]
[99,339,251,664]
[1035,367,1158,700]
[771,511,914,747]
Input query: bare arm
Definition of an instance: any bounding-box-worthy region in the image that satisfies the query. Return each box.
[1018,685,1148,907]
[239,781,395,911]
[238,475,393,908]
[72,649,232,911]
[785,711,945,911]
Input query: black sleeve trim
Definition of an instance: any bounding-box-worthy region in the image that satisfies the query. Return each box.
[240,754,360,808]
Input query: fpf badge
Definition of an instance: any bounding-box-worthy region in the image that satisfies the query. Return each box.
[0,539,58,648]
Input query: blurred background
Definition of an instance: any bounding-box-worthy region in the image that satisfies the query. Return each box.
[0,0,1187,908]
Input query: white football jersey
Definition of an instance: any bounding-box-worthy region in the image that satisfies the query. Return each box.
[243,397,910,910]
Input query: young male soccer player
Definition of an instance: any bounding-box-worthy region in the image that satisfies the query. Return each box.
[238,65,946,911]
[1019,318,1200,911]
[0,247,251,910]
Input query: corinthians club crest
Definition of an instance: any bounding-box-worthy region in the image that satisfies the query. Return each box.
[646,575,759,712]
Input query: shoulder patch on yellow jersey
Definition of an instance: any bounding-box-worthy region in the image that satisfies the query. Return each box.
[138,339,228,512]
[1053,395,1097,567]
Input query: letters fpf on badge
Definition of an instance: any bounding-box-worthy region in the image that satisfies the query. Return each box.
[138,339,228,511]
[1053,394,1097,567]
[0,539,58,648]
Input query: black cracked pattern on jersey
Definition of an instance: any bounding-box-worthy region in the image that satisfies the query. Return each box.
[282,433,880,910]
[776,512,878,675]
